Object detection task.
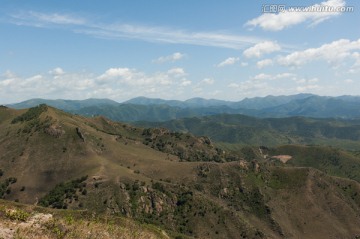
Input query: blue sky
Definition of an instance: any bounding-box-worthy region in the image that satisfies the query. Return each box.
[0,0,359,103]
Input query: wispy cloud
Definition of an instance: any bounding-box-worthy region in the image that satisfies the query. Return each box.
[216,57,239,67]
[8,11,263,49]
[10,11,86,27]
[153,52,185,63]
[76,24,263,50]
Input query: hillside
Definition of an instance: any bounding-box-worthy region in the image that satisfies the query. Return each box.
[1,105,360,238]
[136,114,360,150]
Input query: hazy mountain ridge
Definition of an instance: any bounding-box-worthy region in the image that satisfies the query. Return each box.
[7,94,360,121]
[8,98,119,111]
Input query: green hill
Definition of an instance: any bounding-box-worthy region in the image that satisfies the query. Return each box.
[136,114,360,150]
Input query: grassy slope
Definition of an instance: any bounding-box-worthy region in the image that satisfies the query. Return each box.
[1,106,360,238]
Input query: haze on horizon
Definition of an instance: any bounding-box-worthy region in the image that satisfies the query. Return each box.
[1,0,360,104]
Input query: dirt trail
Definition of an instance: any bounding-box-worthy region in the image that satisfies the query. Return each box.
[271,155,292,163]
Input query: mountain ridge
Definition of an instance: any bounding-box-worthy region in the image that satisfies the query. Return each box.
[7,94,360,120]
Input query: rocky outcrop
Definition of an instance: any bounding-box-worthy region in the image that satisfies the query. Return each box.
[44,125,64,138]
[76,127,85,142]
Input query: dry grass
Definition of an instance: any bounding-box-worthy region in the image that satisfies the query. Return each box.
[0,202,168,239]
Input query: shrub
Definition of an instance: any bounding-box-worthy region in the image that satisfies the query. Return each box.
[38,175,88,208]
[5,209,30,221]
[11,104,48,124]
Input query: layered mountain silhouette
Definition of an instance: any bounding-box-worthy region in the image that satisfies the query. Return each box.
[7,94,360,121]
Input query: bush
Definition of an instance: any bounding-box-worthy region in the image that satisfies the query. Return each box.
[11,104,48,124]
[152,182,165,193]
[5,209,30,221]
[0,177,17,197]
[38,175,88,208]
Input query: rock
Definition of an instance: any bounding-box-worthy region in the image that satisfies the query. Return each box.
[44,125,64,138]
[76,127,85,142]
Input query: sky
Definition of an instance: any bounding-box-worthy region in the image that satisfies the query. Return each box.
[0,0,359,103]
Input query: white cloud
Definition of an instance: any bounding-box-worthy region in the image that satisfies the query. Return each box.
[256,59,273,68]
[345,79,353,83]
[9,11,263,50]
[228,83,239,88]
[243,41,281,58]
[240,62,249,67]
[227,80,268,93]
[309,78,319,83]
[278,38,360,67]
[275,73,296,79]
[201,78,215,85]
[98,67,186,86]
[49,67,65,75]
[350,52,360,72]
[353,52,360,66]
[180,80,192,86]
[0,67,194,104]
[3,70,16,78]
[253,73,272,81]
[167,67,186,77]
[295,77,319,84]
[217,57,239,67]
[0,78,14,87]
[226,73,324,98]
[153,52,185,63]
[246,0,346,31]
[98,68,133,81]
[253,72,296,81]
[292,77,321,92]
[296,84,320,92]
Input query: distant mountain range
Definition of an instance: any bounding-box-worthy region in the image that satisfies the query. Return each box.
[125,93,315,110]
[6,94,360,121]
[8,98,119,111]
